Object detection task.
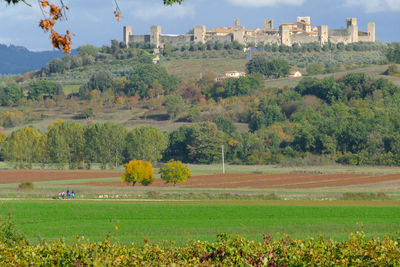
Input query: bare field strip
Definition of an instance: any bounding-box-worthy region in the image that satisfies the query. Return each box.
[0,170,121,184]
[2,170,400,190]
[78,173,400,189]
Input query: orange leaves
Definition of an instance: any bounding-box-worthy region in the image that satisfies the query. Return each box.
[38,0,72,53]
[50,30,73,53]
[114,11,121,22]
[36,0,125,53]
[38,18,56,32]
[113,0,122,21]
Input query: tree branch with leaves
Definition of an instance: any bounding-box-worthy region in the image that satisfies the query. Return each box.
[3,0,185,53]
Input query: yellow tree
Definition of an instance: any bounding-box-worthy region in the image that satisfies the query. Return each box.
[121,160,154,187]
[160,159,191,186]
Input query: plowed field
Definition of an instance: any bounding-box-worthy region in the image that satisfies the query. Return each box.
[0,170,121,184]
[80,173,400,189]
[2,170,400,189]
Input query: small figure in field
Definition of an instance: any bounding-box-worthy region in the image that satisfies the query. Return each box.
[67,189,70,199]
[71,191,75,199]
[61,191,65,199]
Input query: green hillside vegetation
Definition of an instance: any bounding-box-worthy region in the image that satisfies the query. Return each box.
[1,42,400,167]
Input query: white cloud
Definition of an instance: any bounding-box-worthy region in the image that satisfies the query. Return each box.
[345,0,400,12]
[226,0,305,7]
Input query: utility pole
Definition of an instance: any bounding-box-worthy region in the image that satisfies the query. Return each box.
[222,144,225,174]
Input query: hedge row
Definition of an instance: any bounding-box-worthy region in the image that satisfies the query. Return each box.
[1,232,399,266]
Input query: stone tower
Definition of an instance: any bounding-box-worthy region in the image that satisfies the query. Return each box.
[234,19,240,27]
[280,24,291,46]
[318,25,329,46]
[264,19,274,31]
[297,16,311,24]
[346,18,357,28]
[368,22,375,42]
[194,25,206,43]
[150,25,161,48]
[346,18,358,43]
[233,25,245,44]
[123,26,132,47]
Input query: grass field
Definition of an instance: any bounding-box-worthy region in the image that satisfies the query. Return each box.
[1,201,399,245]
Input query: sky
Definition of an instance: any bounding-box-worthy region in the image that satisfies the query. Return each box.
[0,0,399,51]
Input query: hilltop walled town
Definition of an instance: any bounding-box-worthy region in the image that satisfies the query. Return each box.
[123,17,376,48]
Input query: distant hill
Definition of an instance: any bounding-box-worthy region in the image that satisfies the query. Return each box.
[0,44,77,75]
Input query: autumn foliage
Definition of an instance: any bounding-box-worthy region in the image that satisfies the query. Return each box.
[5,0,185,53]
[38,0,72,53]
[121,160,154,187]
[160,159,191,185]
[1,231,400,265]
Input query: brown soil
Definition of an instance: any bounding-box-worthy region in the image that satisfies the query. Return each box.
[2,170,400,189]
[78,173,400,189]
[0,170,121,184]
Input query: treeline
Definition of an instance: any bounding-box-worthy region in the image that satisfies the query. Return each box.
[244,73,400,165]
[0,80,63,106]
[0,121,228,169]
[165,41,386,55]
[0,62,178,108]
[79,63,178,99]
[386,42,400,63]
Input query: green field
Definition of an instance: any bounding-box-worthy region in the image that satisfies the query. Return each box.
[1,201,399,245]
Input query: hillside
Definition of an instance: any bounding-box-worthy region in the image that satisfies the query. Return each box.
[2,43,400,168]
[0,44,77,74]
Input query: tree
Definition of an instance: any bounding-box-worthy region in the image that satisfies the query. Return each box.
[249,102,286,132]
[163,125,193,162]
[306,63,325,75]
[77,45,99,57]
[79,71,113,98]
[386,43,400,63]
[125,126,167,163]
[121,160,154,187]
[247,57,290,78]
[0,127,5,161]
[0,83,23,106]
[214,115,237,135]
[187,122,224,164]
[160,159,192,185]
[84,123,128,168]
[3,0,184,53]
[2,127,45,168]
[165,94,185,119]
[27,80,63,101]
[46,121,84,169]
[126,64,178,97]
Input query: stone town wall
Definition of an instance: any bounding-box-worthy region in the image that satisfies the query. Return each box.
[129,35,150,44]
[291,33,318,44]
[124,17,376,48]
[205,35,233,43]
[161,35,193,46]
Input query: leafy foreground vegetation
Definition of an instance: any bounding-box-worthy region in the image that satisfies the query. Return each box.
[1,223,400,266]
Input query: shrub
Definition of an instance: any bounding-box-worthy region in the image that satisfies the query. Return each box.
[341,192,389,201]
[0,232,400,265]
[18,182,34,190]
[160,159,192,185]
[122,160,154,187]
[0,215,27,246]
